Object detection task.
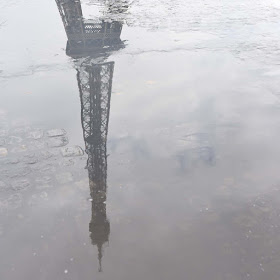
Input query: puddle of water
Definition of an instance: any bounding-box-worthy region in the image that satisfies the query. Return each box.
[1,0,280,279]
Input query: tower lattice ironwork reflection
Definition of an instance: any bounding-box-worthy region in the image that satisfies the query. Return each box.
[77,62,114,272]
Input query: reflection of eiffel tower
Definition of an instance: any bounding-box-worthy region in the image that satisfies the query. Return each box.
[77,62,114,272]
[55,0,127,272]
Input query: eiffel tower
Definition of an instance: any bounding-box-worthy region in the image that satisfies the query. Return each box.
[55,0,127,271]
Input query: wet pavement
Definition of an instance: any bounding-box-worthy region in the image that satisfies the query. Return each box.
[1,0,280,279]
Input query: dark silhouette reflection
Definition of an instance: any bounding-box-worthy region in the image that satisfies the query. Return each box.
[55,0,127,271]
[77,62,113,272]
